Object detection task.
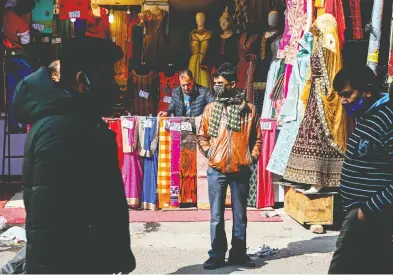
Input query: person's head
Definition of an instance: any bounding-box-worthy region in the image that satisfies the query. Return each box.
[212,62,237,98]
[59,37,123,117]
[179,69,195,95]
[333,66,379,116]
[48,60,61,82]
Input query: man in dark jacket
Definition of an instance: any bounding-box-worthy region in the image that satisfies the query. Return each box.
[12,37,136,274]
[328,66,392,274]
[158,69,215,117]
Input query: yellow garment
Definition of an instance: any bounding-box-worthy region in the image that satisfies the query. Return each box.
[313,13,346,153]
[110,11,128,81]
[315,0,326,16]
[188,30,212,88]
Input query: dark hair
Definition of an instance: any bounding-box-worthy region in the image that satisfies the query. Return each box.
[333,66,379,96]
[59,37,123,88]
[179,69,194,80]
[213,62,237,83]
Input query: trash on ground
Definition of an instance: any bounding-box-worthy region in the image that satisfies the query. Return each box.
[310,224,325,234]
[247,245,279,258]
[261,211,280,218]
[0,226,26,243]
[0,216,7,230]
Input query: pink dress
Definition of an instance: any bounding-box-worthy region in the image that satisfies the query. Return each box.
[121,117,143,208]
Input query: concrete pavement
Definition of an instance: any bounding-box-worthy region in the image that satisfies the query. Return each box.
[0,212,339,274]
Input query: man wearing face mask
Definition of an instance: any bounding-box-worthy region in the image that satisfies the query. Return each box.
[11,37,136,274]
[197,63,262,270]
[328,66,393,274]
[157,69,215,117]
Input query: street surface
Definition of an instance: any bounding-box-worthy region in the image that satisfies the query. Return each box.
[0,211,339,274]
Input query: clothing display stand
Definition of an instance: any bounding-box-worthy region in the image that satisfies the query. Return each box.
[1,51,24,200]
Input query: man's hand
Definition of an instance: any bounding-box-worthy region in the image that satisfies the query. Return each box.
[158,111,168,117]
[357,208,366,222]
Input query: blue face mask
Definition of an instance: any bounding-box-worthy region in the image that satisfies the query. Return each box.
[343,97,364,117]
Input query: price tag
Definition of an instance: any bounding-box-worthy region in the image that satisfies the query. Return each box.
[51,37,61,44]
[181,122,192,132]
[163,96,172,104]
[41,37,50,43]
[53,5,59,14]
[143,119,153,128]
[260,121,272,131]
[139,90,149,99]
[69,11,80,18]
[170,122,181,131]
[123,120,134,129]
[32,24,45,32]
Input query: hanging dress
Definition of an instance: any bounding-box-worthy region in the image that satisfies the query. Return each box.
[106,118,124,170]
[237,33,258,103]
[121,116,143,208]
[158,72,180,113]
[169,117,181,208]
[188,30,213,89]
[131,70,158,116]
[267,32,314,176]
[283,14,346,187]
[179,117,198,207]
[196,116,210,209]
[139,117,159,210]
[142,9,168,71]
[157,117,171,209]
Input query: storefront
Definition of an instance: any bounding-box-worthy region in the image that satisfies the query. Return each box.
[1,0,392,215]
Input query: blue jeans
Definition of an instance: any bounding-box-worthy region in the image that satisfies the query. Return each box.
[207,167,250,261]
[5,56,33,133]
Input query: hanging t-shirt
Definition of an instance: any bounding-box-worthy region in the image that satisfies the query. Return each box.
[31,0,53,34]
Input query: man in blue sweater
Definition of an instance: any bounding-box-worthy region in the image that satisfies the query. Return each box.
[329,66,393,274]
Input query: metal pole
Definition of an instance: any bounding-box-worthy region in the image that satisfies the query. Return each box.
[367,0,384,74]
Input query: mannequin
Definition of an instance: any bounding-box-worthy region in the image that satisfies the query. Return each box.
[188,12,213,88]
[237,22,259,102]
[142,5,168,71]
[131,61,158,116]
[216,7,238,67]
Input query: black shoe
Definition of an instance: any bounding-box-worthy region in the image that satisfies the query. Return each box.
[228,255,256,268]
[203,258,225,270]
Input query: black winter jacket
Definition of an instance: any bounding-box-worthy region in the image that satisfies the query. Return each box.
[12,67,135,274]
[166,84,215,117]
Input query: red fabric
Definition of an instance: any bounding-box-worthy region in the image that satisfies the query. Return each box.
[107,119,124,170]
[59,0,90,20]
[158,72,180,113]
[325,0,346,48]
[256,119,276,208]
[388,50,393,78]
[85,7,110,39]
[2,9,30,49]
[349,0,363,40]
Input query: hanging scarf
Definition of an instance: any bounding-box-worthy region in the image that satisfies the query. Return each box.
[208,88,245,137]
[349,0,363,40]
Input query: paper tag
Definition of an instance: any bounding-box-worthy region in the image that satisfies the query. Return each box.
[170,122,181,131]
[69,11,81,18]
[51,37,61,44]
[53,5,59,14]
[41,37,50,43]
[123,120,134,129]
[32,24,45,32]
[181,122,192,132]
[260,121,272,131]
[143,119,153,128]
[139,90,149,99]
[163,96,172,104]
